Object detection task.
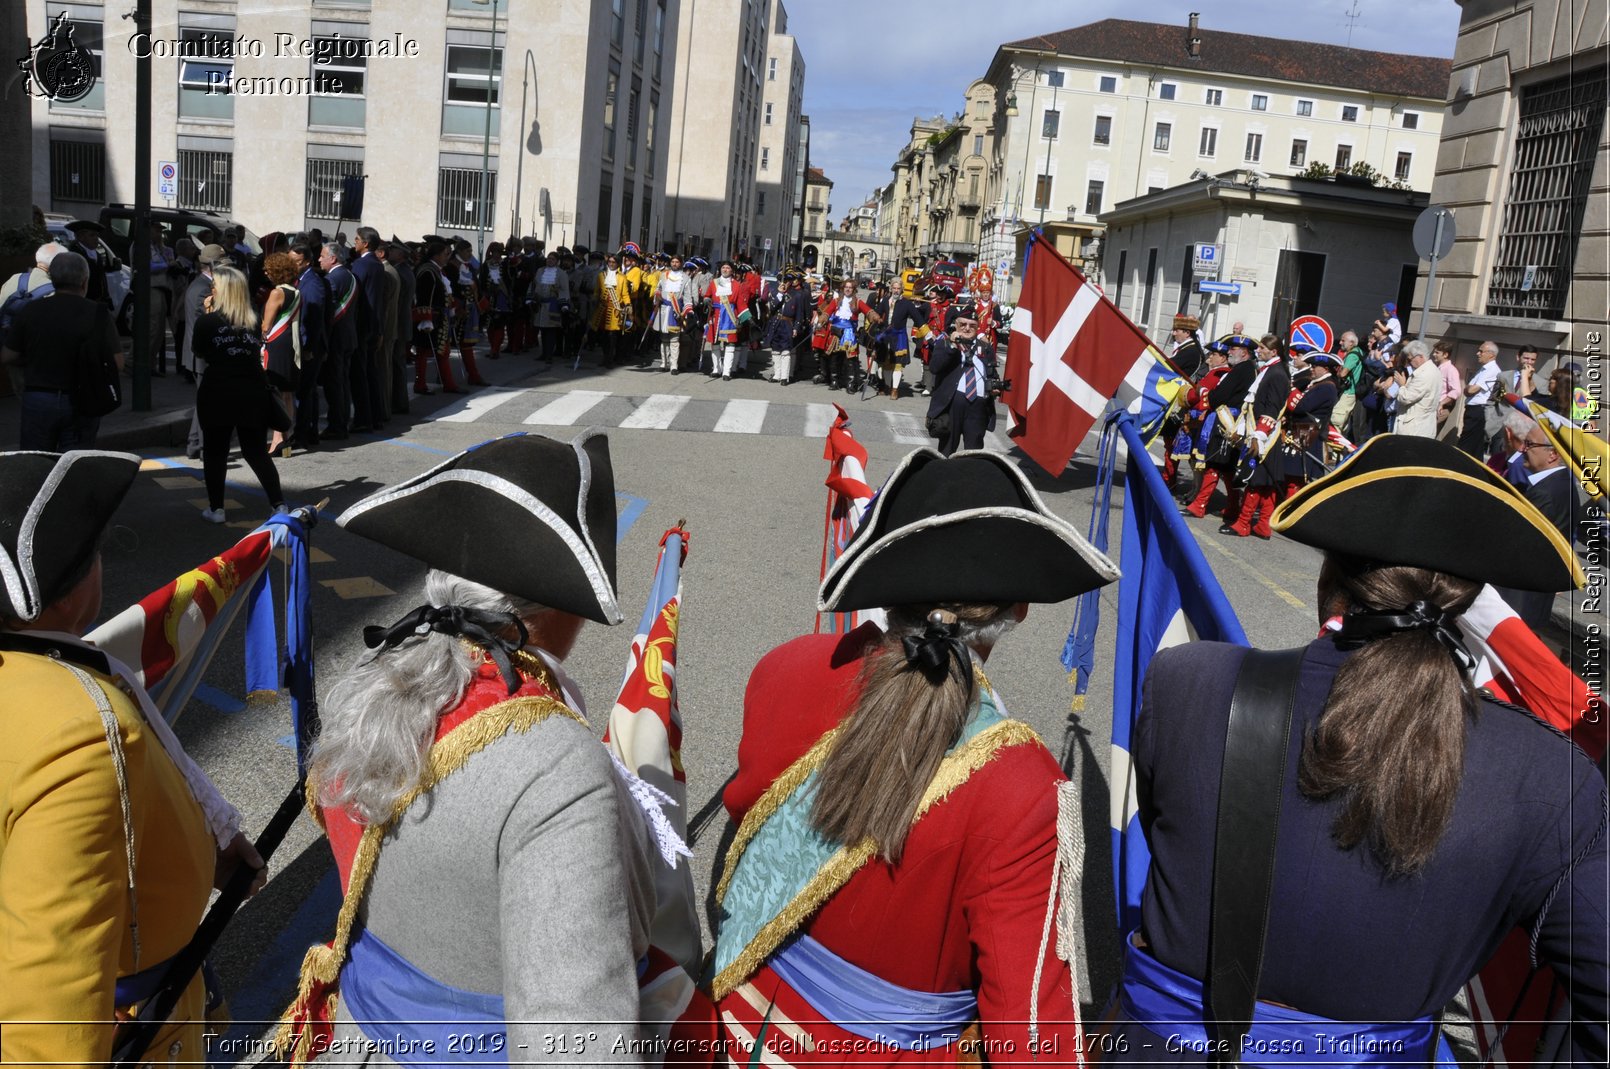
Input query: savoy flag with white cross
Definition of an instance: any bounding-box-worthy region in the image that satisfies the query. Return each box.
[1002,234,1189,476]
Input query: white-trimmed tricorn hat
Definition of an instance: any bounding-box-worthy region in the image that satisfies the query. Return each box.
[818,448,1120,612]
[0,450,141,622]
[336,431,624,624]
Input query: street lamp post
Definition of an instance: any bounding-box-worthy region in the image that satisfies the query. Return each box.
[513,48,538,238]
[475,0,502,260]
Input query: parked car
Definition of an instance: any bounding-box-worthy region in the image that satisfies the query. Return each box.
[96,204,261,261]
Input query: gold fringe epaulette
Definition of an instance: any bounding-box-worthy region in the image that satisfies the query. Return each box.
[710,717,1042,1000]
[272,693,584,1066]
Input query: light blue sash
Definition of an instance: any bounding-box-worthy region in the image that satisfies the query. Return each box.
[770,934,977,1050]
[714,693,1006,979]
[1120,941,1442,1067]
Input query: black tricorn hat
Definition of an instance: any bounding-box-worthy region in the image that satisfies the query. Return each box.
[1,450,140,622]
[819,449,1119,612]
[1272,435,1584,593]
[336,431,624,624]
[66,218,104,233]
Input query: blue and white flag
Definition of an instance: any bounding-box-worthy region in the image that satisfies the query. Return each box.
[1107,415,1246,935]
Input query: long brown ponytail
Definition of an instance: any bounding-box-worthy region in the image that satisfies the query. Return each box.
[1299,554,1482,876]
[811,602,1016,863]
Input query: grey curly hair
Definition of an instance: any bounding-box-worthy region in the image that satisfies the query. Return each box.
[311,569,548,823]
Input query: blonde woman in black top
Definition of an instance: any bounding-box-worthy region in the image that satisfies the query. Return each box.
[192,266,286,522]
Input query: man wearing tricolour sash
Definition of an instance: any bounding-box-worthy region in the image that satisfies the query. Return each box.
[709,449,1120,1065]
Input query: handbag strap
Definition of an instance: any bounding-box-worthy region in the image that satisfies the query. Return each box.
[1206,647,1304,1065]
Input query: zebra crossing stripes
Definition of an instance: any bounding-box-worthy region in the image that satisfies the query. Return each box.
[523,390,612,426]
[412,385,1011,452]
[618,393,692,429]
[712,398,768,434]
[883,410,930,445]
[432,386,529,423]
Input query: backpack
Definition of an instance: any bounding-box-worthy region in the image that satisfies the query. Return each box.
[0,273,54,335]
[1354,354,1386,398]
[73,306,123,418]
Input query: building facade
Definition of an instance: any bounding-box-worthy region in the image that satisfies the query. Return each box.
[977,16,1449,298]
[749,1,804,272]
[26,0,678,252]
[1417,0,1608,376]
[788,113,810,261]
[800,164,831,266]
[1100,168,1427,343]
[662,0,770,259]
[884,114,948,269]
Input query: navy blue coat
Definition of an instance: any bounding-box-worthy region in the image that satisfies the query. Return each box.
[1131,637,1606,1062]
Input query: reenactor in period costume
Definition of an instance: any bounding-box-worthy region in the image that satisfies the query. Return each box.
[276,433,714,1066]
[1164,336,1231,490]
[705,261,758,381]
[0,451,262,1065]
[651,254,696,374]
[1181,335,1258,520]
[412,239,463,395]
[1222,335,1293,539]
[812,278,881,393]
[710,449,1118,1064]
[764,269,812,384]
[875,274,931,399]
[65,218,120,309]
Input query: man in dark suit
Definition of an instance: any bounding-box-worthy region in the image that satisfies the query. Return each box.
[320,243,362,437]
[1495,418,1578,629]
[926,302,1000,456]
[291,242,330,448]
[349,227,387,427]
[63,220,120,310]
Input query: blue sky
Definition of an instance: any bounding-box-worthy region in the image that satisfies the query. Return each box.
[787,0,1462,213]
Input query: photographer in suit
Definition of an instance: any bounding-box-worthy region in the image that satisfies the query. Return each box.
[927,302,1004,456]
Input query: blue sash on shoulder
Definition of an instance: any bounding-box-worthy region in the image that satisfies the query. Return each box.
[1119,942,1441,1067]
[115,954,177,1007]
[770,934,977,1051]
[343,928,508,1066]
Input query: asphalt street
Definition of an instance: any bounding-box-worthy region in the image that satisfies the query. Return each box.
[95,348,1334,1058]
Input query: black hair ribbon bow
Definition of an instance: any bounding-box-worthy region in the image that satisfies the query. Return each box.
[1335,600,1476,672]
[363,604,531,694]
[901,613,975,688]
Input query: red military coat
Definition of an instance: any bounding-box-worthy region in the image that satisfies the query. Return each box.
[715,625,1083,1066]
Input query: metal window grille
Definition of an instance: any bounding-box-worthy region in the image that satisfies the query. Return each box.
[177,148,233,212]
[50,139,105,203]
[306,156,363,219]
[438,166,497,229]
[1486,68,1608,319]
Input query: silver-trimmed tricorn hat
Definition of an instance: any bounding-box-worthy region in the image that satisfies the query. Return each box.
[336,431,624,624]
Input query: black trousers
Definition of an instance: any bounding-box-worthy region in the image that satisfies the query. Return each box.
[1458,404,1489,457]
[940,397,991,456]
[294,349,325,442]
[202,419,284,510]
[323,344,352,433]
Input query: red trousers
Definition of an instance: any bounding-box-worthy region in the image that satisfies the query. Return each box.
[1231,486,1279,538]
[459,342,486,385]
[1186,467,1241,520]
[414,336,459,392]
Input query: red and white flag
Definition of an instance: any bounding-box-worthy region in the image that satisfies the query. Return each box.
[816,403,879,635]
[1003,236,1188,476]
[1457,584,1605,1067]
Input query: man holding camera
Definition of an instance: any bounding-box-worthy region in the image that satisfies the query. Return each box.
[927,302,1003,456]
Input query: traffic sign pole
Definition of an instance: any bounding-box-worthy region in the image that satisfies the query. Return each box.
[1419,213,1447,341]
[1412,205,1456,341]
[131,0,152,412]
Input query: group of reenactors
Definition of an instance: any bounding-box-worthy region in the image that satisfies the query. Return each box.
[1161,313,1347,539]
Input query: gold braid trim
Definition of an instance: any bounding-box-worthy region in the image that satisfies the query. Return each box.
[273,694,584,1065]
[710,718,1043,1000]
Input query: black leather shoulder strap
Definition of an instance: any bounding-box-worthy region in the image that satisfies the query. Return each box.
[1207,646,1306,1064]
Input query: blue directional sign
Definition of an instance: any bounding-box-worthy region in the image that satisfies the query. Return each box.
[1198,280,1241,295]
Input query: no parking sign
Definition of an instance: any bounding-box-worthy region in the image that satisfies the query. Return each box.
[1288,314,1333,354]
[158,161,176,199]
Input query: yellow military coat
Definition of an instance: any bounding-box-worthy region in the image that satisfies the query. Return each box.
[0,645,214,1067]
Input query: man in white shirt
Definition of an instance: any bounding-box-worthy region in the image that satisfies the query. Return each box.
[1460,339,1501,457]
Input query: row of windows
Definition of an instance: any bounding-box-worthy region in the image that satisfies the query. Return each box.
[1041,69,1420,127]
[47,134,514,233]
[1071,115,1412,178]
